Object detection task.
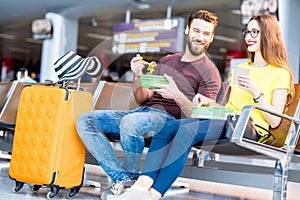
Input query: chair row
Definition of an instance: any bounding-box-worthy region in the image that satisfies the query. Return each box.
[82,81,300,200]
[0,81,300,200]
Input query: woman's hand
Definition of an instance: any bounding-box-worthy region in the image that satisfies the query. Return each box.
[238,75,261,98]
[130,54,145,77]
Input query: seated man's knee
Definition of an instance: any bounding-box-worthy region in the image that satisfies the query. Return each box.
[76,112,93,134]
[120,114,141,136]
[77,111,90,124]
[120,114,135,127]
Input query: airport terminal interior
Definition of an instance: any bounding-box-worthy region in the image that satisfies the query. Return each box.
[1,0,300,200]
[0,151,300,200]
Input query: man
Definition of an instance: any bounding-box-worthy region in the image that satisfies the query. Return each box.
[76,9,221,198]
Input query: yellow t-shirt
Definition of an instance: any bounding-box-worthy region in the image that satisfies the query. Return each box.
[225,62,290,131]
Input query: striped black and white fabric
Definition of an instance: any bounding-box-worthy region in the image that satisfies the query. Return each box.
[86,56,103,78]
[53,51,103,82]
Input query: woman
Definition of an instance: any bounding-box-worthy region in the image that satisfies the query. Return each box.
[107,14,294,200]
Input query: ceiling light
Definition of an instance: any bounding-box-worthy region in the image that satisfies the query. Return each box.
[132,0,150,9]
[135,3,150,9]
[25,38,43,44]
[77,45,88,51]
[219,47,227,53]
[10,47,30,53]
[209,54,225,60]
[86,33,110,40]
[232,9,241,15]
[214,35,237,43]
[0,33,15,40]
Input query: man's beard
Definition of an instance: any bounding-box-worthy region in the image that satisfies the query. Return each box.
[186,36,210,56]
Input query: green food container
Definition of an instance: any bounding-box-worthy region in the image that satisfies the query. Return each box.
[140,75,168,89]
[191,107,233,120]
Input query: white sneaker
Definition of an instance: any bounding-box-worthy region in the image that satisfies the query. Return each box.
[105,187,153,200]
[101,179,136,200]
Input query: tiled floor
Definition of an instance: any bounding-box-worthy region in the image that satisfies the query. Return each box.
[1,152,299,200]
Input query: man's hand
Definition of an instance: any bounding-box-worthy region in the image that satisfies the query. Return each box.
[152,74,194,117]
[130,54,145,77]
[193,93,214,107]
[152,74,183,104]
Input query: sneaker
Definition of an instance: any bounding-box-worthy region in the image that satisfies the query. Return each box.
[104,187,153,200]
[101,186,116,200]
[101,179,136,200]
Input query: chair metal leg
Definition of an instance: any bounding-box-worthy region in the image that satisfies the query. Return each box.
[171,181,190,188]
[0,151,11,160]
[273,159,288,200]
[0,130,13,160]
[83,179,101,188]
[192,150,206,167]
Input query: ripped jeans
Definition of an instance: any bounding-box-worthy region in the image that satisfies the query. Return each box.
[76,106,175,182]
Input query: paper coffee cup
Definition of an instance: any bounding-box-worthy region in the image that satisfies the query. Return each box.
[233,66,250,86]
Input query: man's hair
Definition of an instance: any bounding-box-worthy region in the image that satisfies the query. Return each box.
[187,10,218,33]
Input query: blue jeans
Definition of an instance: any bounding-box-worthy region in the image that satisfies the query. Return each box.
[76,106,175,182]
[141,118,227,196]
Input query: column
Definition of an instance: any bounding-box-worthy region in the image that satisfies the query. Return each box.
[279,0,300,82]
[40,12,78,82]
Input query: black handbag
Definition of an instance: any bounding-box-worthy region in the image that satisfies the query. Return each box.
[225,114,276,145]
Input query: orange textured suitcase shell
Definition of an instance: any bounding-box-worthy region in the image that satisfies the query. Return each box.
[9,85,92,188]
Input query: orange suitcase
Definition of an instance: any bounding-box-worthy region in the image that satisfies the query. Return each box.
[9,85,92,199]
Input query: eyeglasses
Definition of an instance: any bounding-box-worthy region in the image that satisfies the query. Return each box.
[242,29,260,38]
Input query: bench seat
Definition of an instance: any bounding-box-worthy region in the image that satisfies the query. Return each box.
[1,81,300,200]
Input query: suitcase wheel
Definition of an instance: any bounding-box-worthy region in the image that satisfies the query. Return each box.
[67,185,81,199]
[30,184,42,193]
[12,181,24,192]
[47,185,60,200]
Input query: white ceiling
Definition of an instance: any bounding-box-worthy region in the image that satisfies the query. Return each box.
[0,0,246,72]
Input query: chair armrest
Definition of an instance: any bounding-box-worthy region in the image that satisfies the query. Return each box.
[231,105,300,152]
